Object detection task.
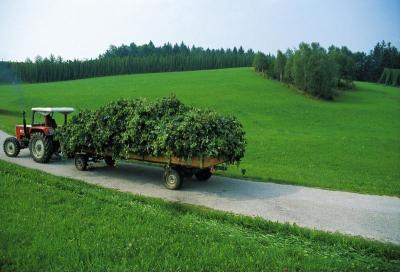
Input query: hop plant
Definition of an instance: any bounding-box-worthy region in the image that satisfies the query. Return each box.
[56,95,246,164]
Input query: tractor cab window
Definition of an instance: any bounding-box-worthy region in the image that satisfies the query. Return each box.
[33,113,46,126]
[33,112,57,128]
[45,115,57,128]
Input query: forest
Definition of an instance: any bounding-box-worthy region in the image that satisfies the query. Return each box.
[0,41,399,87]
[0,42,254,83]
[253,41,400,99]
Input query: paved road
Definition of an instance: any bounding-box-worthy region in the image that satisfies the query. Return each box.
[1,130,399,244]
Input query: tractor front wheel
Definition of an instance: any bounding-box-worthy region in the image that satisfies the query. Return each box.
[29,133,53,163]
[3,137,20,157]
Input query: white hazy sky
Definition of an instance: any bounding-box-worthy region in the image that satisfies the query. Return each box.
[1,0,399,61]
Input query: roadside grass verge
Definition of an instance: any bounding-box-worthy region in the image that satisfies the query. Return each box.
[0,160,399,271]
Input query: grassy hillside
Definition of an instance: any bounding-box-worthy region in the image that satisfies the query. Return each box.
[1,160,399,271]
[0,68,399,196]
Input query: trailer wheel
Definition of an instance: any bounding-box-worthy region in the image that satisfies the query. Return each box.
[195,168,212,181]
[3,137,20,157]
[104,156,115,167]
[29,133,53,163]
[75,154,88,171]
[164,168,183,190]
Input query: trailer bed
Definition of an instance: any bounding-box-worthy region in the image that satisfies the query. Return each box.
[120,154,224,169]
[82,148,224,169]
[74,148,226,190]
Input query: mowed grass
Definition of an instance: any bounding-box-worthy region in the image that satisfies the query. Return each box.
[0,68,399,196]
[1,160,399,271]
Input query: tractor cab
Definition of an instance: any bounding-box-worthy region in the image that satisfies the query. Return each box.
[4,107,75,163]
[16,107,75,140]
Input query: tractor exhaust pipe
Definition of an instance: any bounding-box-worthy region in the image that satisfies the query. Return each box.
[22,111,29,139]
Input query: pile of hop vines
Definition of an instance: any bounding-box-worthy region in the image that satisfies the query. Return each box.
[56,96,246,164]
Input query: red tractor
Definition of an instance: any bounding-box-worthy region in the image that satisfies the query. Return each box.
[3,107,75,163]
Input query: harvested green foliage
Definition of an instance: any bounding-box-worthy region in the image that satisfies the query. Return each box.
[56,96,246,163]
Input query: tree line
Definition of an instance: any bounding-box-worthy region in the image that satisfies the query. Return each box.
[253,41,400,99]
[0,42,254,83]
[1,40,398,89]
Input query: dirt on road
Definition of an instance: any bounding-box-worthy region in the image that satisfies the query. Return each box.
[1,130,399,244]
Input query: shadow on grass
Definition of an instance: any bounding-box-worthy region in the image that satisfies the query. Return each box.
[0,109,21,117]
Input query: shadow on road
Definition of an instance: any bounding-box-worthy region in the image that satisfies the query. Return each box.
[2,140,299,202]
[69,160,301,201]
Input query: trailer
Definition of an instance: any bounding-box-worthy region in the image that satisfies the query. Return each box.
[73,149,226,190]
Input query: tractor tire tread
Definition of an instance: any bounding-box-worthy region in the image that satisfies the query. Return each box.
[29,132,53,163]
[3,137,21,157]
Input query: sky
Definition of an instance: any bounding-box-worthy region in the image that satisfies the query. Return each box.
[0,0,399,61]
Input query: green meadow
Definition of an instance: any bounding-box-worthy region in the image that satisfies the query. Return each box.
[0,68,399,196]
[1,160,399,271]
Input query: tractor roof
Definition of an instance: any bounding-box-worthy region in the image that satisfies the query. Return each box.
[31,107,75,114]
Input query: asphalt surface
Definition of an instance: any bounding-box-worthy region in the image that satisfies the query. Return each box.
[1,130,399,244]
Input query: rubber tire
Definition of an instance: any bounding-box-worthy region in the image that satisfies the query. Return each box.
[29,133,53,163]
[3,137,20,157]
[104,156,115,167]
[195,168,212,181]
[164,168,183,190]
[75,154,88,171]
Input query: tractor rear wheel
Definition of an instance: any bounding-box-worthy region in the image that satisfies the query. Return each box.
[29,133,53,163]
[3,137,20,157]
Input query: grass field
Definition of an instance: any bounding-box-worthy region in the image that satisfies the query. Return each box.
[0,160,399,271]
[0,68,399,196]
